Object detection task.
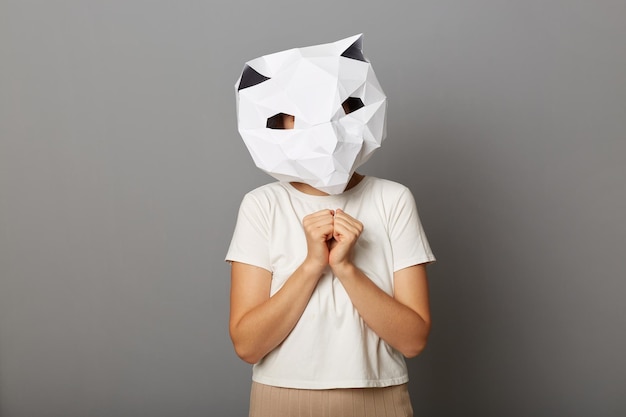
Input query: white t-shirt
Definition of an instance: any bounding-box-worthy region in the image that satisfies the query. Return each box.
[225,176,435,389]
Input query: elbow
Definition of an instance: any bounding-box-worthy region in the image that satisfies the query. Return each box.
[401,338,428,359]
[235,350,261,365]
[230,328,263,364]
[400,323,431,359]
[232,342,262,365]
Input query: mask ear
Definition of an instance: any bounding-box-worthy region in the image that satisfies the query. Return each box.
[340,35,366,62]
[238,65,270,90]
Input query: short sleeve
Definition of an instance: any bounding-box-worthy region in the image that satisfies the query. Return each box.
[389,188,436,271]
[225,193,272,272]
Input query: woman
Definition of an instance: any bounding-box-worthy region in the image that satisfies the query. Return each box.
[226,35,435,417]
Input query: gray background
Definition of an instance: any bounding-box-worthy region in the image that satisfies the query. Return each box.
[1,1,625,416]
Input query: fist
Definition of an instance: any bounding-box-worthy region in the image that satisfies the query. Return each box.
[328,209,363,268]
[302,209,335,269]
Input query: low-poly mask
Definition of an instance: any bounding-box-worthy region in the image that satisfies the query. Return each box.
[235,34,387,195]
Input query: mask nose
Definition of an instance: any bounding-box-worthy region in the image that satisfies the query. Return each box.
[305,122,341,154]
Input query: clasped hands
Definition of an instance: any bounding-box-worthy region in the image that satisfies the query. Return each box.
[302,209,363,273]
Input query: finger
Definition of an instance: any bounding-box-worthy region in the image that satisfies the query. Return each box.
[333,209,361,227]
[333,217,361,234]
[332,220,361,242]
[333,213,363,234]
[304,215,335,240]
[303,209,334,224]
[305,216,335,232]
[303,211,334,226]
[319,224,335,240]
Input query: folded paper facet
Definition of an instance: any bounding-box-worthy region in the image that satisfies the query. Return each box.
[235,34,387,195]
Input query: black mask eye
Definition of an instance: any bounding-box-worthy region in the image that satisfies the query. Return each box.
[266,113,295,129]
[342,97,365,114]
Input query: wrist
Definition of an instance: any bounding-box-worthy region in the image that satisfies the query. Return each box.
[301,258,328,277]
[330,261,357,279]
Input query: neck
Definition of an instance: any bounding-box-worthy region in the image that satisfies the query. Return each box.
[290,173,364,196]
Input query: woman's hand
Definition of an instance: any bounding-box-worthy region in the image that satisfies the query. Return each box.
[230,209,336,364]
[327,210,431,357]
[302,209,335,272]
[328,209,363,272]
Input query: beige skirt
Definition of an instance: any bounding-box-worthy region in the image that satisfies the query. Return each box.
[249,381,414,417]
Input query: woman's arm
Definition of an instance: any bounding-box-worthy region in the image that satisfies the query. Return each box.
[229,209,334,364]
[330,209,432,358]
[332,263,431,358]
[229,261,323,364]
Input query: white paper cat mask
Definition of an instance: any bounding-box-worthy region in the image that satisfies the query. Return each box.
[235,34,387,195]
